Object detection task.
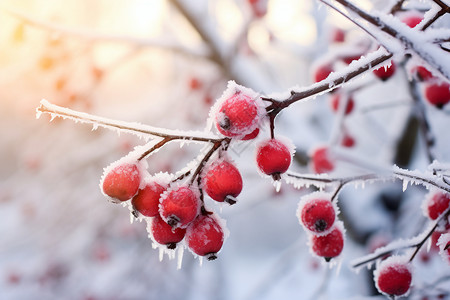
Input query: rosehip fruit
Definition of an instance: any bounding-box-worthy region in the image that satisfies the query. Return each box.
[150,215,186,249]
[203,159,243,205]
[101,162,141,202]
[341,133,355,148]
[373,62,396,81]
[241,128,260,140]
[423,190,450,220]
[374,256,412,297]
[412,65,434,82]
[310,223,344,261]
[313,64,333,83]
[299,195,336,233]
[310,146,334,174]
[215,92,260,138]
[159,186,199,228]
[401,14,423,28]
[424,81,450,109]
[186,213,225,260]
[330,94,354,115]
[256,138,292,180]
[131,181,166,217]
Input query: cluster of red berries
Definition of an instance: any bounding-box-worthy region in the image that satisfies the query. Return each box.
[297,192,344,262]
[100,156,236,261]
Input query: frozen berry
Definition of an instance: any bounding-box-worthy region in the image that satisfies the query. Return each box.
[310,223,344,261]
[299,195,336,233]
[424,81,450,109]
[423,190,450,220]
[132,181,166,217]
[373,62,396,81]
[313,64,333,83]
[412,65,434,82]
[203,159,243,205]
[374,256,412,297]
[311,146,334,174]
[341,133,355,148]
[186,213,225,260]
[151,215,186,249]
[256,138,292,180]
[437,233,450,264]
[215,92,260,138]
[330,28,345,43]
[159,186,199,228]
[402,14,423,28]
[101,162,141,202]
[330,94,354,115]
[241,128,260,140]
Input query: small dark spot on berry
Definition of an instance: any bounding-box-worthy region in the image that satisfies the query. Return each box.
[206,253,218,261]
[324,257,332,262]
[314,219,327,232]
[167,215,180,227]
[219,115,231,130]
[131,210,139,218]
[225,196,237,205]
[436,103,444,110]
[271,173,281,181]
[166,243,177,250]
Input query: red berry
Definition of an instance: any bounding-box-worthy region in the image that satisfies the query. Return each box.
[248,0,267,18]
[373,62,396,81]
[412,65,434,82]
[241,128,260,140]
[188,77,202,90]
[101,163,141,202]
[203,159,243,205]
[256,139,292,179]
[424,81,450,109]
[374,256,412,297]
[310,224,344,261]
[311,146,334,174]
[402,14,423,28]
[314,64,333,83]
[151,215,186,249]
[341,133,355,148]
[215,92,260,138]
[299,195,336,233]
[186,213,225,260]
[330,94,354,115]
[131,181,166,217]
[159,186,199,228]
[342,55,362,65]
[423,190,450,220]
[330,28,345,43]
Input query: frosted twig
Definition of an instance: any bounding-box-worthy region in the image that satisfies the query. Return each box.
[36,99,222,143]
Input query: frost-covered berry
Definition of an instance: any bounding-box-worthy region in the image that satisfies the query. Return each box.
[373,62,396,81]
[241,128,260,140]
[132,181,166,217]
[256,138,292,180]
[186,213,225,260]
[424,81,450,109]
[423,190,450,220]
[215,91,260,138]
[159,186,199,228]
[313,64,333,83]
[341,133,355,148]
[203,158,243,205]
[101,162,141,202]
[412,65,434,82]
[311,146,334,174]
[330,94,354,115]
[437,233,450,264]
[401,14,423,28]
[150,215,186,249]
[299,194,336,234]
[374,256,412,297]
[310,223,344,261]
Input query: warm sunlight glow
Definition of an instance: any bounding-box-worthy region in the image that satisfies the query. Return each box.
[214,0,244,42]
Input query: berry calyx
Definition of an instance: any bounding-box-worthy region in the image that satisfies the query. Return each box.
[131,181,166,217]
[150,215,186,249]
[310,223,344,261]
[424,81,450,109]
[215,91,260,138]
[256,138,292,180]
[101,162,141,202]
[330,94,355,115]
[373,62,396,81]
[159,186,200,228]
[374,256,412,297]
[423,190,450,220]
[299,195,336,234]
[310,146,335,174]
[186,213,225,260]
[203,158,243,205]
[313,64,333,83]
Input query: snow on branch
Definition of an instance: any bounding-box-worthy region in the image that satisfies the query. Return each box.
[36,99,221,143]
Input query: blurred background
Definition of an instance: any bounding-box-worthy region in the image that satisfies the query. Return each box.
[1,0,449,299]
